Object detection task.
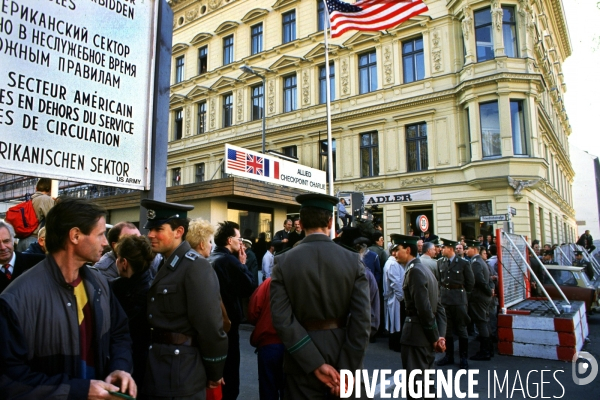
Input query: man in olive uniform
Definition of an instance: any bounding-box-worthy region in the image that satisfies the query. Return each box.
[270,193,371,398]
[573,250,595,281]
[436,238,474,369]
[465,240,493,361]
[394,234,446,399]
[141,199,228,399]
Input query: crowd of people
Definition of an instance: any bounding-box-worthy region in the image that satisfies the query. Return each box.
[0,185,597,399]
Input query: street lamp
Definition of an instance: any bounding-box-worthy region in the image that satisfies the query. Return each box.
[240,64,267,154]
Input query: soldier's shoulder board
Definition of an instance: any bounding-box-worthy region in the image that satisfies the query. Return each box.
[185,250,199,261]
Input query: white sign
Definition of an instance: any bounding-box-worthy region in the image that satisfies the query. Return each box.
[224,144,326,194]
[480,214,508,222]
[0,0,159,190]
[364,189,432,205]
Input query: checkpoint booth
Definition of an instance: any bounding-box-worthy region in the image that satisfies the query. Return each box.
[495,229,593,361]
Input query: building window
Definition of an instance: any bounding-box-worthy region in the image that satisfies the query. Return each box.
[283,74,297,113]
[503,6,518,58]
[197,102,206,135]
[320,139,336,181]
[474,8,493,62]
[358,51,377,94]
[479,101,501,157]
[319,63,335,104]
[198,46,208,74]
[406,122,428,172]
[402,37,425,83]
[282,145,297,158]
[282,10,296,43]
[223,93,233,128]
[223,35,234,65]
[195,163,205,183]
[510,100,527,155]
[172,168,181,186]
[220,158,228,178]
[360,132,379,177]
[317,0,326,31]
[173,108,183,140]
[175,56,184,83]
[456,201,494,239]
[251,23,263,55]
[251,84,264,121]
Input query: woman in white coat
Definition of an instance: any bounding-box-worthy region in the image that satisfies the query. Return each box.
[383,242,405,352]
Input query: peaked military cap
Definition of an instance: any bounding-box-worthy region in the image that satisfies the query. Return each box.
[574,250,584,256]
[296,193,338,211]
[440,238,458,247]
[390,234,420,247]
[543,249,554,256]
[141,199,193,229]
[429,238,442,247]
[465,239,480,248]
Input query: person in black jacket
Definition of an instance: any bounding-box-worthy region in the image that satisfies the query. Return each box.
[112,235,155,394]
[0,221,46,294]
[208,221,255,400]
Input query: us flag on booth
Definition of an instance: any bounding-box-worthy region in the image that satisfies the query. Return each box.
[227,148,246,172]
[326,0,429,38]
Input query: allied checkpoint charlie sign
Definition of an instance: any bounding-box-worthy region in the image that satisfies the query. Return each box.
[225,144,326,194]
[0,0,159,190]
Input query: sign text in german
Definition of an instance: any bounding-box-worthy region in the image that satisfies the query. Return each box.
[0,0,159,189]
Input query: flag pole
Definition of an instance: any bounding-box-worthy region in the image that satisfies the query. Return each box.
[323,0,336,239]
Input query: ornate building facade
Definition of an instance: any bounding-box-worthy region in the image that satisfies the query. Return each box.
[118,0,575,243]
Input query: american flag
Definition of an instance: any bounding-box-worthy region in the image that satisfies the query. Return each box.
[227,149,246,171]
[246,154,264,176]
[326,0,429,38]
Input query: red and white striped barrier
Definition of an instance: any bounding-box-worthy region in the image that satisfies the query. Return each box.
[497,300,588,361]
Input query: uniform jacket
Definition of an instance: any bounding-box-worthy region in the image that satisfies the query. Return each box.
[208,246,255,325]
[270,233,370,376]
[573,259,594,281]
[145,242,228,397]
[400,258,447,347]
[0,255,132,399]
[469,255,492,303]
[437,256,475,305]
[0,251,45,293]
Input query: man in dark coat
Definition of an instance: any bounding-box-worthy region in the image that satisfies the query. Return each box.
[208,221,255,400]
[142,199,228,399]
[287,219,305,248]
[0,198,135,398]
[270,193,370,398]
[394,234,446,399]
[272,219,293,252]
[466,240,493,361]
[436,238,475,369]
[0,221,45,293]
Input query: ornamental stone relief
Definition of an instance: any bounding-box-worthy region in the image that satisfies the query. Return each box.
[341,57,349,96]
[383,45,393,84]
[209,98,216,129]
[492,1,503,31]
[185,105,191,136]
[186,7,198,21]
[302,70,310,105]
[237,89,243,122]
[208,0,222,10]
[431,30,442,72]
[400,176,434,187]
[461,6,472,40]
[355,181,384,191]
[268,80,275,114]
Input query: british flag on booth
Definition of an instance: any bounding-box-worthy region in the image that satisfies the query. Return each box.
[246,154,264,176]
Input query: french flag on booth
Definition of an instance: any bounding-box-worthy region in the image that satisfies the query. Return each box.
[264,158,279,180]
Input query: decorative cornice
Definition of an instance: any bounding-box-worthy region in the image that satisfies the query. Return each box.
[271,0,299,11]
[172,43,190,55]
[190,33,213,46]
[355,181,384,191]
[400,175,434,188]
[241,8,269,23]
[215,21,239,35]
